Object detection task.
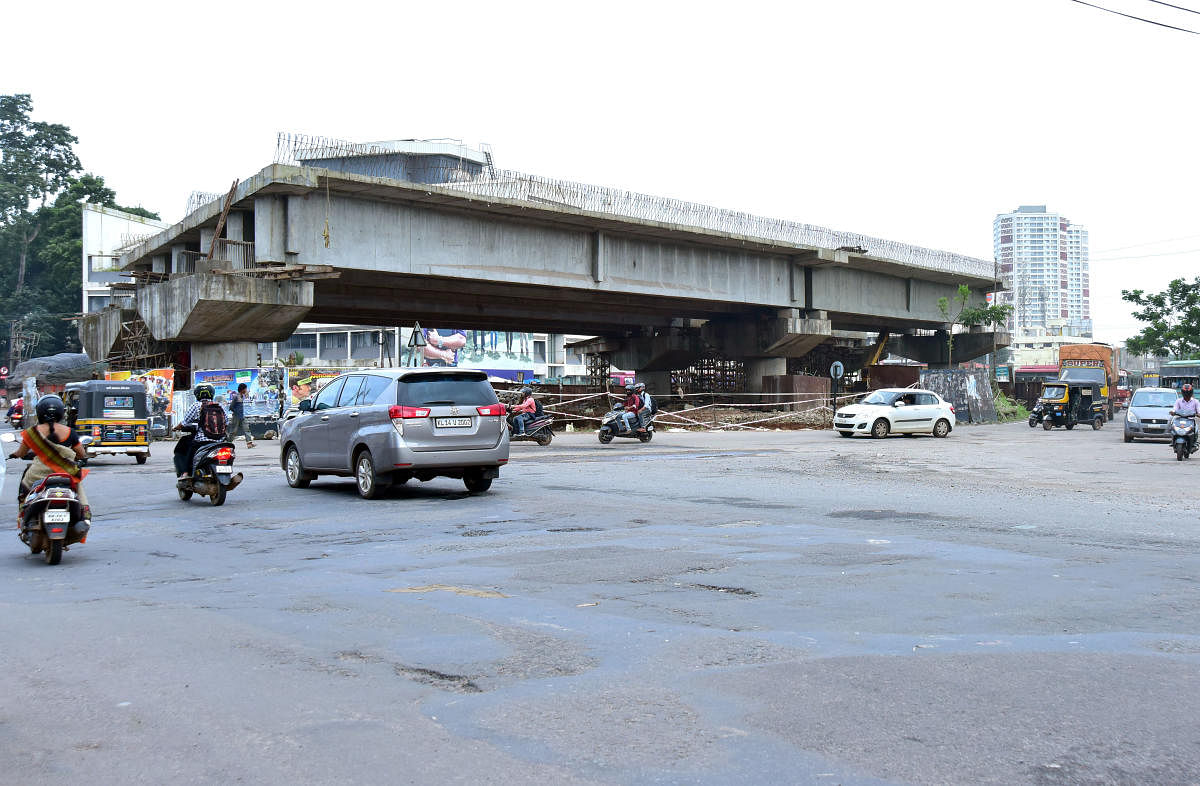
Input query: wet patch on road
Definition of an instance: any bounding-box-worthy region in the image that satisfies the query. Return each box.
[828,509,931,521]
[461,529,495,537]
[546,526,602,533]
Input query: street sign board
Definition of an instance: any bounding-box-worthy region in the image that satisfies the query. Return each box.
[0,366,8,376]
[830,361,844,379]
[407,322,427,347]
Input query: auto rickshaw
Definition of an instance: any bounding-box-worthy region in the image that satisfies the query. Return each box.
[1035,380,1106,431]
[63,380,151,464]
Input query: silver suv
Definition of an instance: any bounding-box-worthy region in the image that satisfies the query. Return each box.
[279,368,509,498]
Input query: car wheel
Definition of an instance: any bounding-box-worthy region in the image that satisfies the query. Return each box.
[464,470,493,493]
[1123,432,1133,443]
[871,419,890,439]
[285,445,313,489]
[932,419,951,438]
[354,449,387,499]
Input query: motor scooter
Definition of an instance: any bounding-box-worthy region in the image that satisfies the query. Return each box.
[3,432,91,565]
[1171,414,1197,461]
[176,424,243,506]
[1028,402,1044,428]
[507,413,554,446]
[598,405,654,444]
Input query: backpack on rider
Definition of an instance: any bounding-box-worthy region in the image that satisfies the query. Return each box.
[199,401,227,440]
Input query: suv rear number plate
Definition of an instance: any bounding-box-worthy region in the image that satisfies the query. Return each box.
[435,417,472,428]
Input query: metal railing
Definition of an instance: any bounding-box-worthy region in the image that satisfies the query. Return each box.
[175,240,260,276]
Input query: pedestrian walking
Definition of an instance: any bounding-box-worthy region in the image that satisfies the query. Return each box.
[228,383,256,448]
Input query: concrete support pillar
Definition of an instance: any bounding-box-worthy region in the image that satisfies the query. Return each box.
[199,227,215,258]
[151,254,167,275]
[637,370,673,398]
[745,357,787,393]
[225,211,244,242]
[190,342,259,371]
[255,195,287,263]
[170,245,188,275]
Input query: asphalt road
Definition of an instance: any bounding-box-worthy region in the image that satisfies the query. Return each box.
[2,420,1198,785]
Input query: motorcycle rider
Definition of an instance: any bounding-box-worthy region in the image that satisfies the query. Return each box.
[1171,383,1200,453]
[8,395,90,523]
[509,386,537,435]
[173,383,225,479]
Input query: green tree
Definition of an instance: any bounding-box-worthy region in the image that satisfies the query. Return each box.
[937,284,1012,367]
[1,95,159,358]
[0,94,81,292]
[1122,277,1200,359]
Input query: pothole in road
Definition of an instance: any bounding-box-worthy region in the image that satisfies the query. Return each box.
[692,584,759,597]
[828,509,929,521]
[461,529,495,537]
[547,526,602,533]
[393,664,482,693]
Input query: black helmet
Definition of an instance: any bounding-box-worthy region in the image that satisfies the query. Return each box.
[1183,383,1194,399]
[194,383,215,401]
[35,395,66,424]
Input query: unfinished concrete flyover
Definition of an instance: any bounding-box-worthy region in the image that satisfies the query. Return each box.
[83,139,1006,387]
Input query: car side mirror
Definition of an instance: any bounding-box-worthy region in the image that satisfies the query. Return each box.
[298,400,313,412]
[893,401,905,407]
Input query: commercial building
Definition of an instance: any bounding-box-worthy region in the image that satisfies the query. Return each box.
[82,204,169,312]
[993,205,1091,338]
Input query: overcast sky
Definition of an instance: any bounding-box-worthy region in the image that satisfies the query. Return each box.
[4,0,1197,344]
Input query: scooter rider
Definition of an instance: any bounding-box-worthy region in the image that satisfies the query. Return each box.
[510,386,537,435]
[619,382,643,433]
[1171,383,1200,452]
[633,382,654,430]
[173,383,224,479]
[8,395,91,523]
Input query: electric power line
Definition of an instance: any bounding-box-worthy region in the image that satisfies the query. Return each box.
[1143,0,1200,16]
[1067,0,1200,33]
[1093,233,1200,253]
[1091,247,1200,261]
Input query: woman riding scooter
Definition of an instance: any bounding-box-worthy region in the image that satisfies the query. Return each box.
[8,395,91,524]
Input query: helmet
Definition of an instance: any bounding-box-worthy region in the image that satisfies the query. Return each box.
[194,383,215,401]
[35,395,66,424]
[520,386,533,397]
[1183,383,1193,399]
[634,382,646,392]
[625,381,637,391]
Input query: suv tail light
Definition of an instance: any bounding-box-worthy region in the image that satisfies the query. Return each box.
[476,403,506,417]
[389,406,431,419]
[389,405,430,436]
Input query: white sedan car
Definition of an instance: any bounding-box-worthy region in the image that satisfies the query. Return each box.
[834,387,956,438]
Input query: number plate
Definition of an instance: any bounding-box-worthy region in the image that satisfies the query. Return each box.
[44,510,71,523]
[216,465,232,474]
[435,417,473,428]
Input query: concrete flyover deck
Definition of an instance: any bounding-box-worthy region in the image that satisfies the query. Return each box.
[96,163,1005,380]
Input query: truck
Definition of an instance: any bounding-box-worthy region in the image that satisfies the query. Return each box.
[1057,343,1118,418]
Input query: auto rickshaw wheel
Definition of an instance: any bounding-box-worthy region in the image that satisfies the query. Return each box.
[1092,416,1103,430]
[135,454,147,464]
[1066,423,1075,430]
[1043,420,1053,431]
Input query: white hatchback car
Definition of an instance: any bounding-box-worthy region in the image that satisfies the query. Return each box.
[834,388,956,438]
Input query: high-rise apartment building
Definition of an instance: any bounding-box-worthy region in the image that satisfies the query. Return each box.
[993,205,1091,337]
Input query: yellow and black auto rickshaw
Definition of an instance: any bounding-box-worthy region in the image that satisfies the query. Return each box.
[63,380,151,464]
[1035,380,1106,431]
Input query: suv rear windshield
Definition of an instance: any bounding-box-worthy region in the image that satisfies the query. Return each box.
[397,373,499,407]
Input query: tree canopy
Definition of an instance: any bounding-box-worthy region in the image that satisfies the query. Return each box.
[1122,277,1200,359]
[0,94,158,360]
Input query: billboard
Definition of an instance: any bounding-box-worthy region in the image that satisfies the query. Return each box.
[420,329,535,382]
[192,368,284,417]
[106,368,175,417]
